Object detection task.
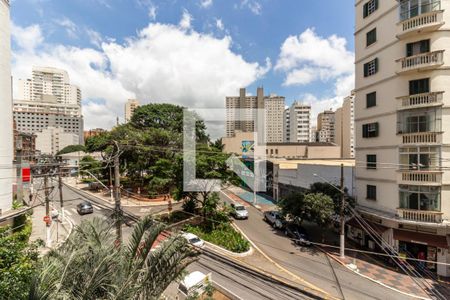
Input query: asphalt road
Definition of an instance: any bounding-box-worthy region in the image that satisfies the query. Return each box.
[219,191,409,300]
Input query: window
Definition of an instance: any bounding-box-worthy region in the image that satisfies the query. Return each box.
[366,28,377,46]
[362,122,379,138]
[399,146,439,170]
[363,0,379,18]
[367,155,377,169]
[400,0,441,21]
[275,149,279,155]
[366,92,377,108]
[367,185,377,200]
[363,58,378,77]
[409,78,429,95]
[400,185,440,211]
[406,39,429,57]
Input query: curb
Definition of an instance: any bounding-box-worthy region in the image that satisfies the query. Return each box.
[205,241,254,258]
[324,251,432,300]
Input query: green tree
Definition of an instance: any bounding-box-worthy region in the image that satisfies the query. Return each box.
[309,182,356,216]
[30,216,198,300]
[56,144,86,156]
[303,193,335,227]
[79,155,103,179]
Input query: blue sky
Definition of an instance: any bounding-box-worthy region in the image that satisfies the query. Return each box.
[9,0,355,135]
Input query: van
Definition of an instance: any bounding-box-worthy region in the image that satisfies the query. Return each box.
[177,271,212,299]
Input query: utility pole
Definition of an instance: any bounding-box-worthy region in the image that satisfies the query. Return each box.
[114,151,122,244]
[340,163,345,259]
[16,147,23,203]
[57,164,64,221]
[44,174,51,248]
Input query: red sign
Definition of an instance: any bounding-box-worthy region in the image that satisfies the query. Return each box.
[22,168,31,183]
[43,215,51,225]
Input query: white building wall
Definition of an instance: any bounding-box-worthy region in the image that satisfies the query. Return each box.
[0,0,12,213]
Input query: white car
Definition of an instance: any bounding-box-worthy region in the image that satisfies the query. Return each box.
[182,233,205,248]
[230,203,249,219]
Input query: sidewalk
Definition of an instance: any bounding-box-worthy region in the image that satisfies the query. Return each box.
[29,204,73,255]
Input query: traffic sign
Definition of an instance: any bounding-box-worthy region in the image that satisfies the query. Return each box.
[43,215,51,225]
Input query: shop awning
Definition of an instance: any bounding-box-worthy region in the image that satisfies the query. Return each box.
[393,229,449,249]
[346,218,388,234]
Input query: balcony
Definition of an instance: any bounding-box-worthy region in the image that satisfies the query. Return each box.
[397,208,443,223]
[396,50,444,74]
[397,10,444,39]
[400,131,442,144]
[397,170,442,185]
[397,91,444,110]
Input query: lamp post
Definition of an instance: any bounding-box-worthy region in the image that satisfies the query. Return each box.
[313,163,346,259]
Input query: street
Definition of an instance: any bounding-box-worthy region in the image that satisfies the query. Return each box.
[219,191,409,300]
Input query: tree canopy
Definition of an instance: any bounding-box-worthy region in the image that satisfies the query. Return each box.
[56,144,86,156]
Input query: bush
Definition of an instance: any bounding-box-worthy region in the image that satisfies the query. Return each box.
[184,223,250,253]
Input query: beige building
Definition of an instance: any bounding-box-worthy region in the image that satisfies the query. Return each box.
[222,131,341,159]
[225,88,285,143]
[288,102,311,143]
[125,99,139,123]
[355,0,450,276]
[335,93,355,158]
[283,107,290,142]
[36,127,79,155]
[18,66,81,106]
[317,110,335,143]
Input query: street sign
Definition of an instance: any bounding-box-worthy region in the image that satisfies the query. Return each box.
[22,167,31,182]
[43,215,51,225]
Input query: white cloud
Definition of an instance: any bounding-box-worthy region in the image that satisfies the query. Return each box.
[11,23,43,52]
[55,17,78,39]
[200,0,213,8]
[238,0,262,15]
[148,4,157,20]
[85,28,103,48]
[11,22,268,132]
[179,10,193,30]
[216,18,224,31]
[275,28,354,86]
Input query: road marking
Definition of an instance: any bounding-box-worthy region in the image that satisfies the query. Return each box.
[70,208,78,215]
[140,208,151,213]
[65,209,72,216]
[92,204,102,211]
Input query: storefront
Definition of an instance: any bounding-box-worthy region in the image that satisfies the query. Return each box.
[346,218,388,250]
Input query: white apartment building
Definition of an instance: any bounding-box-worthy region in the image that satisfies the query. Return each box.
[36,127,79,155]
[355,0,450,276]
[225,87,285,143]
[335,93,355,158]
[288,102,311,143]
[18,66,81,106]
[0,0,12,213]
[125,99,140,122]
[317,110,336,143]
[284,107,290,142]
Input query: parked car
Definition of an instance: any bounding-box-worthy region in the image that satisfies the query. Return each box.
[178,271,212,299]
[285,223,312,246]
[182,233,205,248]
[263,211,285,229]
[230,203,249,219]
[76,201,93,215]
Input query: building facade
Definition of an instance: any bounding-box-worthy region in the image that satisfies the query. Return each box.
[283,107,290,142]
[335,93,355,158]
[0,0,12,213]
[125,99,139,122]
[226,88,285,143]
[355,0,450,276]
[36,127,79,155]
[84,128,106,141]
[317,110,336,143]
[288,102,311,143]
[18,66,81,106]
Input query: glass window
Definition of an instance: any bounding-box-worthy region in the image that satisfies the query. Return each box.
[399,146,439,170]
[366,28,377,46]
[363,0,379,18]
[366,92,376,108]
[406,40,429,57]
[399,0,441,21]
[364,58,378,77]
[362,122,379,138]
[409,78,429,95]
[367,185,377,200]
[367,154,377,169]
[399,185,440,211]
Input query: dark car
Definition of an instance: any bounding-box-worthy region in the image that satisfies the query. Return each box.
[263,211,286,229]
[285,223,311,246]
[77,201,93,215]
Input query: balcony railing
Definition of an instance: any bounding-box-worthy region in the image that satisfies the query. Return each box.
[396,50,444,74]
[397,170,442,185]
[400,131,441,144]
[397,208,443,223]
[397,10,444,39]
[397,91,444,110]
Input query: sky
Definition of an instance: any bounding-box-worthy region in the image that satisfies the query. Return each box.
[9,0,355,138]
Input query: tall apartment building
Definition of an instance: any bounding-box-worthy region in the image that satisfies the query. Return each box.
[354,0,450,276]
[36,127,79,155]
[284,108,290,142]
[288,102,311,143]
[316,110,335,143]
[225,87,285,143]
[18,66,81,106]
[335,93,355,158]
[310,126,318,142]
[125,99,140,122]
[0,0,12,213]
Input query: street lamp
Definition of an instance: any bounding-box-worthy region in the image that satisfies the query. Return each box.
[313,163,346,259]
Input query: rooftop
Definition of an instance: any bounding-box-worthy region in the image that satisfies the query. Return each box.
[273,159,355,169]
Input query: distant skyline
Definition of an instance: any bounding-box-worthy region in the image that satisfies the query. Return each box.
[9,0,354,136]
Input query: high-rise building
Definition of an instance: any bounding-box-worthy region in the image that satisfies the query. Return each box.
[288,102,311,143]
[18,66,81,105]
[36,127,79,155]
[354,0,450,276]
[283,107,290,142]
[0,0,12,213]
[225,87,285,143]
[125,99,139,122]
[310,126,318,143]
[335,93,355,158]
[316,110,335,143]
